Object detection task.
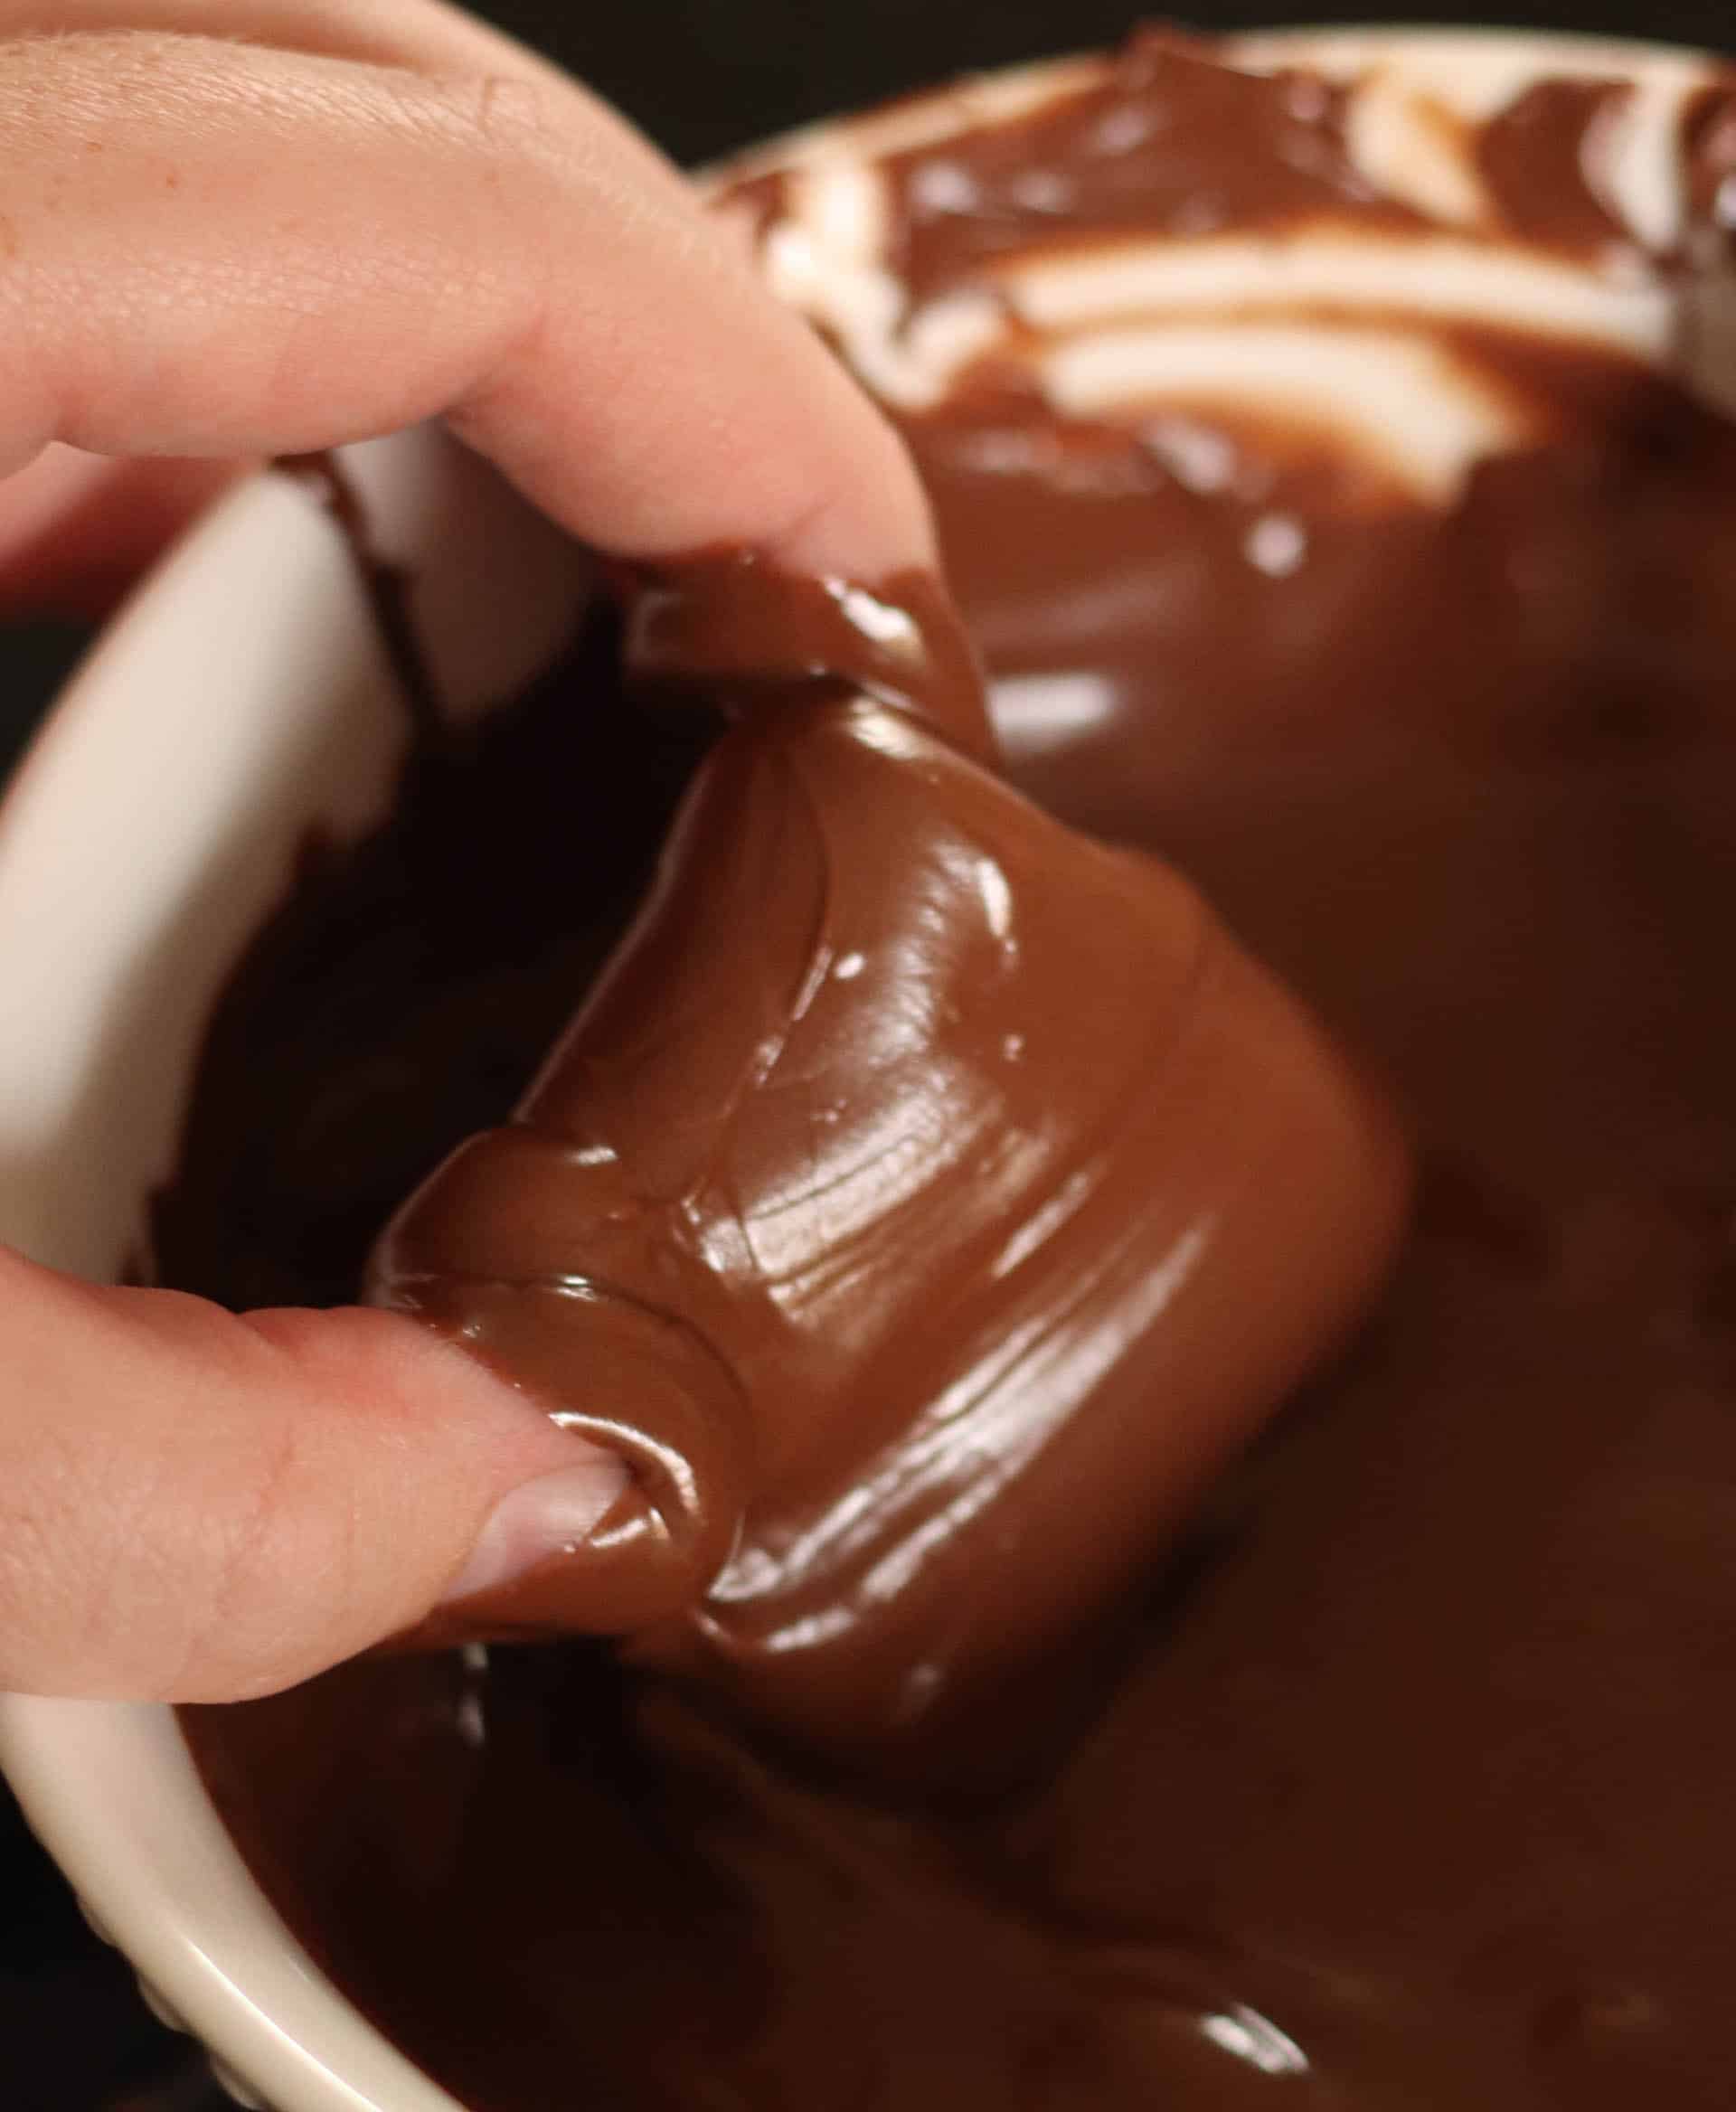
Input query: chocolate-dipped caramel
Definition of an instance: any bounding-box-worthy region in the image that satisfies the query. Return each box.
[174,28,1736,2112]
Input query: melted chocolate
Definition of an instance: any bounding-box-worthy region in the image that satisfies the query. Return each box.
[1477,81,1632,254]
[177,30,1736,2112]
[883,32,1410,298]
[367,561,1401,1765]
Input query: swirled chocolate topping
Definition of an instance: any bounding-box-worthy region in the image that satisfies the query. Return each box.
[176,27,1736,2112]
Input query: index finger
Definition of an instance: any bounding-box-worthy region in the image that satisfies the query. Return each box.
[0,29,933,579]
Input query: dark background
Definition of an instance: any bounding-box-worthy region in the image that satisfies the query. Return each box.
[3,5,1731,2107]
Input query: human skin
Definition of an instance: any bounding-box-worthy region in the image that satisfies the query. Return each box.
[0,0,934,1704]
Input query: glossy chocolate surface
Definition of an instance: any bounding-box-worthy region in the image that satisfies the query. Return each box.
[178,30,1736,2111]
[369,557,1401,1765]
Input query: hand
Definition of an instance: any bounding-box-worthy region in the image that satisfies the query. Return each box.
[0,0,934,1703]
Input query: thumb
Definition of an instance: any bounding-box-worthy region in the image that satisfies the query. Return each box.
[0,1246,625,1702]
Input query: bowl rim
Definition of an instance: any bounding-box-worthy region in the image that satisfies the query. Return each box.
[0,463,469,2112]
[0,21,1726,2111]
[706,22,1717,184]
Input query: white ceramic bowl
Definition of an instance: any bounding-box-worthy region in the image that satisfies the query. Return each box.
[0,426,589,2112]
[0,27,1727,2112]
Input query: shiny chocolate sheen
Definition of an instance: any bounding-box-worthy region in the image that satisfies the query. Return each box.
[882,32,1413,298]
[178,28,1736,2112]
[1476,80,1632,253]
[369,628,1402,1765]
[622,548,997,761]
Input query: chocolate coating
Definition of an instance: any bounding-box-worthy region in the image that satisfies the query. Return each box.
[622,548,997,761]
[370,599,1402,1761]
[175,28,1736,2112]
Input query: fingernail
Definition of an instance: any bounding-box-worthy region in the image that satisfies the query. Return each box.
[441,1459,629,1608]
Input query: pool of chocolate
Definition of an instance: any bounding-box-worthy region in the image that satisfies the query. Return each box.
[176,33,1736,2112]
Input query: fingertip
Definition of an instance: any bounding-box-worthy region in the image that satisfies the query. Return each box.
[435,1458,630,1609]
[762,410,939,584]
[0,1259,626,1702]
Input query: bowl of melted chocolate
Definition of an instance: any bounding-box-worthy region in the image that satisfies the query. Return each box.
[6,25,1736,2112]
